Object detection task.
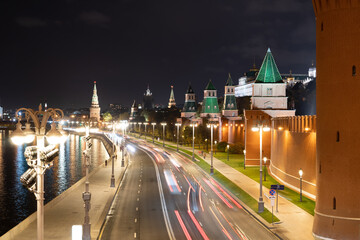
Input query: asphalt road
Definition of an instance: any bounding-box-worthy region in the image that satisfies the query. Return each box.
[100,139,279,240]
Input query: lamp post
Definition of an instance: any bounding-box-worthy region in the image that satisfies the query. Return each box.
[161,122,167,147]
[10,105,66,240]
[207,122,217,174]
[263,157,267,181]
[190,122,197,161]
[243,149,246,169]
[143,122,149,141]
[151,123,156,143]
[251,120,270,213]
[214,140,217,155]
[138,122,142,138]
[175,123,181,152]
[299,168,303,202]
[120,121,128,167]
[227,144,230,161]
[110,122,116,188]
[82,122,92,240]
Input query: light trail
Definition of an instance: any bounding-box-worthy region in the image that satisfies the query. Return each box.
[174,210,192,240]
[209,206,233,240]
[188,210,209,240]
[210,178,242,209]
[217,206,246,240]
[204,179,233,209]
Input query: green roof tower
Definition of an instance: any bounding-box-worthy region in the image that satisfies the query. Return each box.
[200,80,220,119]
[181,83,197,118]
[255,48,283,83]
[222,73,238,117]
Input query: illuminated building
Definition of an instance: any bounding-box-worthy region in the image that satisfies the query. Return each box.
[168,85,176,108]
[89,81,101,122]
[181,83,197,118]
[143,85,154,110]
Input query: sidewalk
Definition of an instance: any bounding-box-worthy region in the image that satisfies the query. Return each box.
[154,138,314,240]
[1,145,126,240]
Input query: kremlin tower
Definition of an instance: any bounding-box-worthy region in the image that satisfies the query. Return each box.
[181,83,197,118]
[312,1,360,239]
[200,80,220,119]
[168,85,176,108]
[89,81,101,122]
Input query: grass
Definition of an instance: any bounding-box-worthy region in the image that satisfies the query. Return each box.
[214,152,315,215]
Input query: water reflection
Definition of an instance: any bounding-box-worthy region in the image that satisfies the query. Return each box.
[0,131,109,236]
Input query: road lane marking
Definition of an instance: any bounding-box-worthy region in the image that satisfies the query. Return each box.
[134,232,137,238]
[135,218,137,223]
[136,207,138,211]
[137,198,139,201]
[174,210,192,240]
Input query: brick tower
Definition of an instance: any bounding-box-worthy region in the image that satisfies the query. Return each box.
[89,81,101,122]
[312,1,360,239]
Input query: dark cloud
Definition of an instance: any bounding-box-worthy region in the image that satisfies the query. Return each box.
[79,11,110,26]
[16,17,47,27]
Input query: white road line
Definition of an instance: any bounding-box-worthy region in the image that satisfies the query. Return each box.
[136,207,138,211]
[137,198,139,201]
[141,148,176,240]
[135,218,137,223]
[134,232,137,238]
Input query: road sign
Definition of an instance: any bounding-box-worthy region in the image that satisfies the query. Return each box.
[271,199,275,206]
[271,184,284,190]
[269,189,276,196]
[269,196,276,199]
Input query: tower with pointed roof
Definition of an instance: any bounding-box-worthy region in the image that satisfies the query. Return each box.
[143,85,154,110]
[89,81,101,121]
[251,48,287,110]
[129,100,138,121]
[200,80,220,119]
[181,83,197,118]
[222,73,238,117]
[168,85,176,108]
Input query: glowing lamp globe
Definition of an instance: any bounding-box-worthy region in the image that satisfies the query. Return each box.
[23,123,35,143]
[46,123,64,145]
[10,121,26,145]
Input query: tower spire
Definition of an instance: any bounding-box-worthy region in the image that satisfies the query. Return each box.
[91,81,99,107]
[168,85,176,108]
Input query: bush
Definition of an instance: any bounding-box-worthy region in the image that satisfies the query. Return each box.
[216,141,228,152]
[228,143,244,154]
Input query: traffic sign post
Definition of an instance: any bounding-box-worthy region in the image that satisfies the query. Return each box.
[271,184,285,212]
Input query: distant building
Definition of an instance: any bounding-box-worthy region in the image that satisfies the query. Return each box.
[168,86,176,108]
[181,83,197,118]
[89,81,101,122]
[143,85,154,110]
[129,100,138,121]
[0,106,3,120]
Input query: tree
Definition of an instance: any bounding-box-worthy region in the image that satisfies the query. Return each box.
[103,112,113,122]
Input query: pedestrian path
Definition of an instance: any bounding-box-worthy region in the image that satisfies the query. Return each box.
[156,139,314,240]
[2,144,126,240]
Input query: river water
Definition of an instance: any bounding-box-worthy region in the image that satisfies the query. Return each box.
[0,130,109,236]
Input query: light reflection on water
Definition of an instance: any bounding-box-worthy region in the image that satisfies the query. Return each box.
[0,131,109,236]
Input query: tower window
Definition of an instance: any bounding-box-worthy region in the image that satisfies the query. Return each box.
[227,88,230,93]
[352,65,356,76]
[336,131,340,142]
[333,197,336,210]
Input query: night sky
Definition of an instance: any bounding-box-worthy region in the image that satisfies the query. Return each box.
[1,0,315,110]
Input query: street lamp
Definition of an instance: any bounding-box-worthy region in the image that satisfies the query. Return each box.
[175,123,181,152]
[151,123,156,143]
[138,122,142,138]
[299,168,303,202]
[161,122,167,147]
[263,157,267,181]
[10,105,66,240]
[110,122,116,187]
[227,144,230,161]
[143,122,149,141]
[207,122,217,174]
[190,122,198,161]
[251,120,270,213]
[243,149,246,169]
[82,122,92,240]
[214,140,217,155]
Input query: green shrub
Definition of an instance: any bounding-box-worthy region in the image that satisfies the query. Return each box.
[217,141,228,152]
[228,143,244,154]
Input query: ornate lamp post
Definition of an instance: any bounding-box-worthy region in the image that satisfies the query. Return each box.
[82,123,92,240]
[251,119,270,213]
[161,122,167,147]
[190,122,197,161]
[110,122,116,187]
[10,105,66,240]
[175,123,181,152]
[243,149,246,169]
[227,144,230,161]
[151,123,156,143]
[207,122,217,174]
